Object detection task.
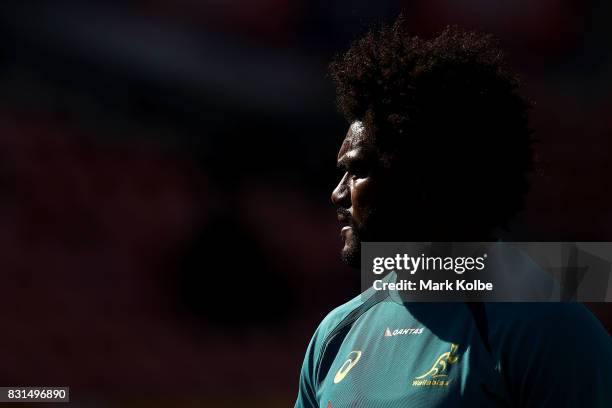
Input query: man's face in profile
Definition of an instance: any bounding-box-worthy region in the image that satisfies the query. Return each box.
[331,117,511,267]
[332,121,399,267]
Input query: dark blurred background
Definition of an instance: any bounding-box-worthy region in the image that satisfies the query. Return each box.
[1,0,611,406]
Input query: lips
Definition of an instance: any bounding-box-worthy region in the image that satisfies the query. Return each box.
[341,225,354,242]
[341,225,352,237]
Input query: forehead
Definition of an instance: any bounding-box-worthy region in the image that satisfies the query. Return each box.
[337,121,373,160]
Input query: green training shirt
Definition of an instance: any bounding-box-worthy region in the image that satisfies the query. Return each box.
[295,285,612,407]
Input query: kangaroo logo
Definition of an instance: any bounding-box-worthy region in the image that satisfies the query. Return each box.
[412,344,461,387]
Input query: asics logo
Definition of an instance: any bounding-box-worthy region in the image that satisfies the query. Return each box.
[333,351,362,384]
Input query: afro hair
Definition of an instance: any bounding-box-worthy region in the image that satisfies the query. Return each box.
[330,16,534,231]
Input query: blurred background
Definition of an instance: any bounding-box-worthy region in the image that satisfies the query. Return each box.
[0,0,611,406]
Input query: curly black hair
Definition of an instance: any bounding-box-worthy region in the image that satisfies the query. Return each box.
[330,17,533,233]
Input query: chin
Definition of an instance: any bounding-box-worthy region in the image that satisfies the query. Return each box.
[341,239,361,268]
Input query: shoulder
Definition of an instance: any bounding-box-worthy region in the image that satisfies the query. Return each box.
[316,286,384,342]
[297,287,386,396]
[482,303,612,406]
[482,302,611,404]
[306,286,387,365]
[484,302,609,340]
[483,302,610,358]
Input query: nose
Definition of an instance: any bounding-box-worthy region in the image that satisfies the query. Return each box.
[331,173,351,208]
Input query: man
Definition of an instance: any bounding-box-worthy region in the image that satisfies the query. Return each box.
[295,17,612,407]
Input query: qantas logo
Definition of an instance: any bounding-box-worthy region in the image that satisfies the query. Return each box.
[384,327,424,337]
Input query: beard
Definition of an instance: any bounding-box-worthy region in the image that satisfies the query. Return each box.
[338,208,378,269]
[341,226,362,268]
[338,204,429,269]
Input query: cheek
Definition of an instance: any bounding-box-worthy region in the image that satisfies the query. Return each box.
[350,177,377,225]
